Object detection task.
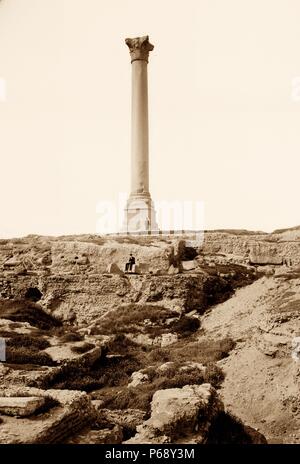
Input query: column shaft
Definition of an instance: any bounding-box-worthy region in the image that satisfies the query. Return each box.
[123,35,158,232]
[131,60,149,195]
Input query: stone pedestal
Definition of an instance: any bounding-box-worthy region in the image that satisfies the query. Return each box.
[123,36,158,233]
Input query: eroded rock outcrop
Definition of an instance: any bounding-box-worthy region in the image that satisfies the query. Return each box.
[0,229,299,444]
[201,230,300,265]
[95,408,146,440]
[0,396,45,417]
[201,271,300,443]
[0,387,97,444]
[125,383,223,444]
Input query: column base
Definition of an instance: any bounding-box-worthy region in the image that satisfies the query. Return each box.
[122,193,159,233]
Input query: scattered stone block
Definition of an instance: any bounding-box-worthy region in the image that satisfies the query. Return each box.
[182,260,197,271]
[128,371,149,388]
[0,388,97,444]
[96,408,146,435]
[128,332,178,347]
[44,344,101,365]
[257,333,290,357]
[135,263,149,274]
[157,361,206,376]
[160,333,178,347]
[0,364,10,377]
[106,263,124,275]
[0,396,45,417]
[91,399,105,409]
[168,265,180,275]
[249,244,283,265]
[124,383,223,444]
[152,268,163,275]
[256,265,275,276]
[67,426,123,444]
[292,337,300,362]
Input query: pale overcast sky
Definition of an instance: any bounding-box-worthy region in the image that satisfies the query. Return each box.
[0,0,299,237]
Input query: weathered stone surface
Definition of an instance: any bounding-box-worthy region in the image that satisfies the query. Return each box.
[157,361,206,376]
[128,370,149,388]
[128,362,206,389]
[151,268,163,276]
[0,318,40,336]
[0,235,258,325]
[182,260,197,271]
[156,361,175,373]
[201,272,300,443]
[141,274,216,312]
[0,230,300,445]
[160,333,178,347]
[257,332,291,357]
[125,384,223,444]
[3,256,22,267]
[0,364,10,377]
[168,265,180,275]
[128,332,178,348]
[96,408,146,436]
[44,344,101,365]
[249,244,283,265]
[201,231,300,265]
[106,263,124,275]
[0,387,97,444]
[0,396,45,417]
[67,425,123,444]
[1,230,300,283]
[4,365,61,389]
[41,272,216,324]
[292,337,300,362]
[91,399,105,409]
[50,239,172,275]
[256,265,275,275]
[135,263,149,274]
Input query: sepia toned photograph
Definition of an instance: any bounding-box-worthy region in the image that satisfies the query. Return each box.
[0,0,300,452]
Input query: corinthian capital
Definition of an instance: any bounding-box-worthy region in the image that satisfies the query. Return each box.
[125,35,154,63]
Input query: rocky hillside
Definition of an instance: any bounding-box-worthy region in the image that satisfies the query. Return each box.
[202,271,300,443]
[0,227,299,443]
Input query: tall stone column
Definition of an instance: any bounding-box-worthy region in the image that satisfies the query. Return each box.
[123,35,158,233]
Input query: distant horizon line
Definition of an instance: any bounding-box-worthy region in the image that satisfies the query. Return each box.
[1,225,300,241]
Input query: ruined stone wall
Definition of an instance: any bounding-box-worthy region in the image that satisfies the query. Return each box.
[0,388,97,444]
[201,232,300,265]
